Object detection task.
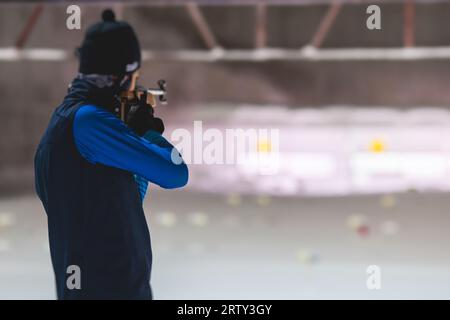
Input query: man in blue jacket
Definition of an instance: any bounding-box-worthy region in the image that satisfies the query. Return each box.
[34,9,188,300]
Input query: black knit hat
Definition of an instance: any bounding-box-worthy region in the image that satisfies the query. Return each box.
[78,9,141,75]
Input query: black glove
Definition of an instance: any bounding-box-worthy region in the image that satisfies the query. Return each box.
[127,103,165,136]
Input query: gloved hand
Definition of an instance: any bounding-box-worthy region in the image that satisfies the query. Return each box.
[127,103,165,136]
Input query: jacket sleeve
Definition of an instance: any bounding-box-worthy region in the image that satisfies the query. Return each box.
[72,105,188,189]
[134,130,170,202]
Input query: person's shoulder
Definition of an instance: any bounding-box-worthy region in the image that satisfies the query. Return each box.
[74,104,114,125]
[76,104,104,117]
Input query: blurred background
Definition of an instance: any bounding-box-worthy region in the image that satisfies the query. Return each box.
[2,0,450,299]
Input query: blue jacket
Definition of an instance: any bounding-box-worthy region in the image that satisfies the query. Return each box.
[34,77,188,299]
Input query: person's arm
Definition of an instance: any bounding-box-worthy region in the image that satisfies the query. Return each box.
[73,105,188,189]
[134,130,168,201]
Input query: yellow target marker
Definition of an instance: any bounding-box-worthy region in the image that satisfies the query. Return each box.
[369,139,386,153]
[257,139,272,153]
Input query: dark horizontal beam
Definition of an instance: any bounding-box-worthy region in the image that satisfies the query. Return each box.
[2,0,450,6]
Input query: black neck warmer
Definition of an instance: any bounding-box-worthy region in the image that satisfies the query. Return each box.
[64,76,121,113]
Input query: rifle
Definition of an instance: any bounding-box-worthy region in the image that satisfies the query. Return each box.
[119,79,167,123]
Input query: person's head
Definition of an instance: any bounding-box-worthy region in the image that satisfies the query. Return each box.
[77,9,141,92]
